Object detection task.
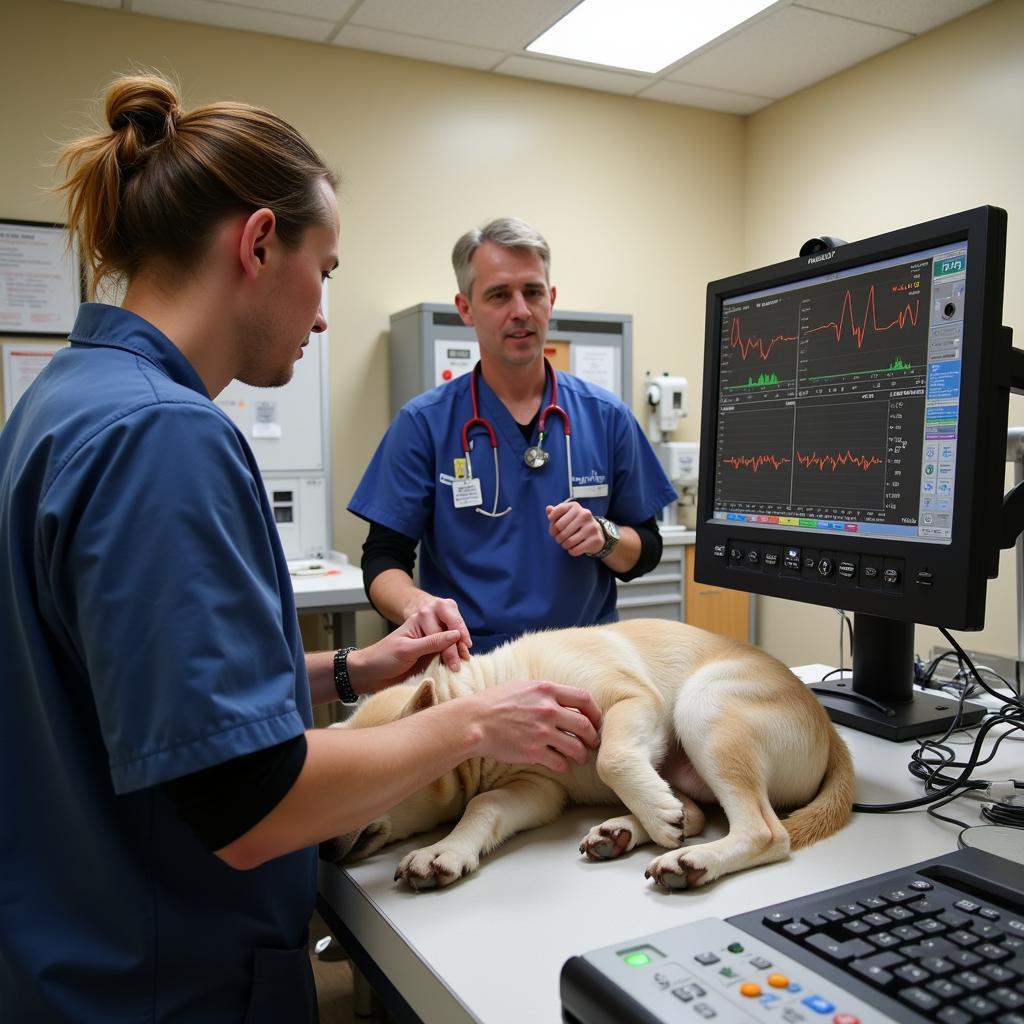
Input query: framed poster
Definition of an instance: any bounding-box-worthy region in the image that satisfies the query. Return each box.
[2,341,65,420]
[0,219,83,335]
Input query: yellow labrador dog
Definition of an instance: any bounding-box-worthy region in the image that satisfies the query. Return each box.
[326,619,853,891]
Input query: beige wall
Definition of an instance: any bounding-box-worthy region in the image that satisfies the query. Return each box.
[744,0,1024,667]
[2,0,1022,664]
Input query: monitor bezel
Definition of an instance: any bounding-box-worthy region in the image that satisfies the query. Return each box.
[694,206,1009,631]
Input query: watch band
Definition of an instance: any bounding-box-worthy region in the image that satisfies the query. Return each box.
[333,646,359,704]
[587,516,620,560]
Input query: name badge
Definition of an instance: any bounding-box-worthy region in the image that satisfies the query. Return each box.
[452,477,483,508]
[572,484,609,499]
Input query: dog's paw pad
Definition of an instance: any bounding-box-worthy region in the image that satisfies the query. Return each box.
[580,825,633,861]
[645,851,708,890]
[395,846,478,890]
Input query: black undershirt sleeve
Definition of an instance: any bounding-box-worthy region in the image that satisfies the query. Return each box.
[361,521,418,605]
[164,734,307,852]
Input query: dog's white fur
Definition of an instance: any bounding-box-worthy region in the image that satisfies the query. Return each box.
[326,619,853,891]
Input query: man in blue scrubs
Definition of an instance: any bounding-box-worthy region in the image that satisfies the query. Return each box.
[350,217,678,654]
[0,79,601,1023]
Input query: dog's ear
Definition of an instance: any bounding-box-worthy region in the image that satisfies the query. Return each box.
[400,678,437,717]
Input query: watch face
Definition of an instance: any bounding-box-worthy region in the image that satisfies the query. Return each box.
[605,518,620,541]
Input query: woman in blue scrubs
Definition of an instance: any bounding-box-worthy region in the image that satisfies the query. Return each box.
[0,76,601,1023]
[350,217,678,654]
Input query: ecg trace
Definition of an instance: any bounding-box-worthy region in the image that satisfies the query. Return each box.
[806,285,920,350]
[723,454,792,472]
[795,449,883,472]
[729,316,798,361]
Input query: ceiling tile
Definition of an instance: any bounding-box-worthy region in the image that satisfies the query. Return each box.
[333,25,502,70]
[494,55,650,96]
[348,0,575,50]
[132,0,336,42]
[666,5,909,99]
[206,0,359,18]
[794,0,992,35]
[639,80,773,115]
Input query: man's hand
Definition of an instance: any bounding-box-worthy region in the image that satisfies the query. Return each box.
[399,596,472,672]
[465,679,602,773]
[546,501,604,557]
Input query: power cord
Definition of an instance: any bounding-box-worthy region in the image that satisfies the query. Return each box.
[850,628,1024,838]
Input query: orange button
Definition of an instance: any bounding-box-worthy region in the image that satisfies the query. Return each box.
[739,982,762,998]
[442,370,453,380]
[768,974,790,988]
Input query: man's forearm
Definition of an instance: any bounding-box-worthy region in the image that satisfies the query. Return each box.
[368,568,432,624]
[601,524,641,574]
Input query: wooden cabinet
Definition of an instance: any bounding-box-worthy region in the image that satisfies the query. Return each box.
[684,545,750,642]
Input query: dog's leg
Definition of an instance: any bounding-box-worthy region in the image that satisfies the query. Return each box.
[585,697,696,853]
[580,789,706,861]
[394,774,567,890]
[645,728,790,889]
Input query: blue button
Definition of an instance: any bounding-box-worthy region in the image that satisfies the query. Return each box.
[787,983,802,993]
[802,995,835,1014]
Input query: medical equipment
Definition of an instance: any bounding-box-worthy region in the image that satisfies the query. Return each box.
[463,360,574,515]
[644,371,696,526]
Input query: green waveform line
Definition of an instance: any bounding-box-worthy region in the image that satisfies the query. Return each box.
[808,358,921,382]
[727,372,791,390]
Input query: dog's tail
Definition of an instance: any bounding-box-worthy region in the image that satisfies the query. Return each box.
[781,728,855,849]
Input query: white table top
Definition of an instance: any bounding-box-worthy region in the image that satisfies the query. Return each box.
[319,680,1021,1024]
[287,552,369,613]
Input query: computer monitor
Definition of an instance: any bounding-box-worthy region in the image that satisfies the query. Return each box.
[694,206,1013,741]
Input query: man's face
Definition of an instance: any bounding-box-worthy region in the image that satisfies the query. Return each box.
[239,178,340,389]
[455,241,555,370]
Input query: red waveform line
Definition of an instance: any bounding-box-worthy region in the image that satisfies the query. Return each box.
[796,449,883,472]
[724,454,792,472]
[806,285,919,349]
[729,317,798,361]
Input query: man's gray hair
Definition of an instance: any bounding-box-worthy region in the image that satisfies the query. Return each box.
[451,217,551,298]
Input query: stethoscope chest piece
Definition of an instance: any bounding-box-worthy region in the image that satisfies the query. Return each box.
[524,446,549,469]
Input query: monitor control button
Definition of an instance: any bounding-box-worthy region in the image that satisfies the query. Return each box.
[882,568,901,585]
[817,558,834,578]
[747,548,760,566]
[713,543,727,559]
[863,566,878,578]
[915,570,934,587]
[730,546,744,563]
[838,560,857,579]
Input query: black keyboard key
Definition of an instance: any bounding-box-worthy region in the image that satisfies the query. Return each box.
[954,970,991,991]
[908,938,958,959]
[909,880,934,891]
[939,910,974,930]
[861,896,888,910]
[948,929,981,947]
[937,1008,972,1024]
[801,913,829,928]
[887,906,915,922]
[1007,919,1024,938]
[842,920,871,936]
[948,949,983,968]
[837,902,866,917]
[981,963,1019,984]
[918,917,948,934]
[961,994,999,1018]
[805,933,874,962]
[993,988,1024,1010]
[920,957,956,975]
[911,897,941,914]
[979,908,1002,921]
[998,1013,1024,1024]
[869,932,902,949]
[955,899,982,913]
[763,911,792,927]
[782,922,810,938]
[893,925,924,942]
[976,942,1014,962]
[975,922,1006,941]
[927,978,965,1000]
[820,908,846,923]
[850,960,894,987]
[895,963,931,984]
[863,912,891,928]
[900,986,942,1011]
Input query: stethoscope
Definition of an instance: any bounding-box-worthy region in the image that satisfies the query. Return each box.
[461,359,574,518]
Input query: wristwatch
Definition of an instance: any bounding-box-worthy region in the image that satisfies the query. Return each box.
[587,516,621,560]
[333,646,359,704]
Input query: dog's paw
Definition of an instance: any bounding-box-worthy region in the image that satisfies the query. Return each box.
[644,847,711,890]
[394,844,480,890]
[581,819,634,860]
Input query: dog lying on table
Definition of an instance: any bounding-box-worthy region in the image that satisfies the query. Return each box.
[323,618,854,891]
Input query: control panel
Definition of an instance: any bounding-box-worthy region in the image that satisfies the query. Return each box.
[561,917,894,1024]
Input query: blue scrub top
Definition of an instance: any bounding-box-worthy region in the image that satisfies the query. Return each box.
[349,367,677,651]
[0,304,317,1022]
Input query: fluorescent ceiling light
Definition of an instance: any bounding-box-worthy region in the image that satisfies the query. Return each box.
[527,0,777,74]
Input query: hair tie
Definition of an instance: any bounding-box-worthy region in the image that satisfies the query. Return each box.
[111,107,169,144]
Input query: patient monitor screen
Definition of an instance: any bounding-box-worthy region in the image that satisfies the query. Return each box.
[710,242,968,546]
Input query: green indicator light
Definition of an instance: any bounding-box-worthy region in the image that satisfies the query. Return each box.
[624,953,651,967]
[727,943,745,954]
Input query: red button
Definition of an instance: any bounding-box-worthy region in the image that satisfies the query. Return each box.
[442,370,453,380]
[833,1014,860,1024]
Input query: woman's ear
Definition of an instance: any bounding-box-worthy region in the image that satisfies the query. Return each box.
[237,207,277,280]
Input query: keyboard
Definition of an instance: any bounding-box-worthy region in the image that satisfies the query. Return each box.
[561,847,1024,1024]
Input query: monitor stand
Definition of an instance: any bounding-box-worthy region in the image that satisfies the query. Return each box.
[810,613,986,741]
